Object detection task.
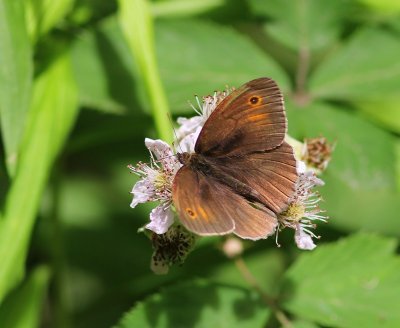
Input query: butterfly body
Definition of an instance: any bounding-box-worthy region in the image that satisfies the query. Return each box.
[177,152,262,204]
[173,78,298,240]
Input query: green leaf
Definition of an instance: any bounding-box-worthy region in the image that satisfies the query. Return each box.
[396,139,400,191]
[71,17,139,114]
[155,19,290,113]
[151,0,225,18]
[247,0,345,51]
[355,98,400,133]
[117,280,270,328]
[0,52,78,303]
[0,0,32,176]
[287,102,400,235]
[356,0,400,13]
[284,233,400,327]
[26,0,75,42]
[0,266,51,328]
[212,249,286,298]
[73,17,290,116]
[310,28,400,100]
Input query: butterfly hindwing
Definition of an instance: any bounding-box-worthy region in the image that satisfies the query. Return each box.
[172,166,277,240]
[209,141,298,213]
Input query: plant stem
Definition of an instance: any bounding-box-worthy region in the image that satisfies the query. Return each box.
[294,45,311,106]
[234,256,292,327]
[118,0,173,143]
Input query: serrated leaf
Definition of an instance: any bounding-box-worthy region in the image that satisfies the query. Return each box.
[155,19,290,113]
[247,0,346,51]
[287,101,400,235]
[0,0,32,176]
[310,28,400,100]
[0,52,78,302]
[283,233,400,327]
[0,266,50,328]
[117,280,270,328]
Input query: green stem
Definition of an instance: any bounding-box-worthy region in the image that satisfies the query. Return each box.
[234,256,292,327]
[118,0,172,143]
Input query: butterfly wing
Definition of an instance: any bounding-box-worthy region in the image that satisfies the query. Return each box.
[195,77,286,157]
[173,166,277,240]
[210,141,298,213]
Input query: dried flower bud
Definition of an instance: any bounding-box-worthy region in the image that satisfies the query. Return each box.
[302,137,334,173]
[150,225,196,274]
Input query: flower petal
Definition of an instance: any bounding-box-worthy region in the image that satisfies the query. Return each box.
[179,126,202,153]
[177,116,203,140]
[296,160,307,174]
[295,226,316,250]
[145,138,179,172]
[130,179,153,208]
[145,205,174,234]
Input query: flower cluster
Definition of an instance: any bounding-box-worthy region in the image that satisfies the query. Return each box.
[128,86,333,272]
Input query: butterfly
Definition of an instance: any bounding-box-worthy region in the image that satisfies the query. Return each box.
[172,78,298,240]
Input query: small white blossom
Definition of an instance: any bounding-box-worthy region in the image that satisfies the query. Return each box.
[128,139,180,234]
[294,224,316,250]
[146,205,174,234]
[278,171,327,250]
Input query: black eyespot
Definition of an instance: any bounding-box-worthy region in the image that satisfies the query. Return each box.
[186,208,195,217]
[250,96,260,104]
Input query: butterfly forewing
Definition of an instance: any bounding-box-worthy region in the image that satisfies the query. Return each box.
[173,167,278,239]
[195,78,286,157]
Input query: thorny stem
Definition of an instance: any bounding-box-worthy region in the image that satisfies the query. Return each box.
[234,257,292,327]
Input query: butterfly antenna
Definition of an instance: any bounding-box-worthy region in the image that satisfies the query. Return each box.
[167,113,183,154]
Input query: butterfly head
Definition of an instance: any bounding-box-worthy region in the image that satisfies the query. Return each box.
[177,152,193,166]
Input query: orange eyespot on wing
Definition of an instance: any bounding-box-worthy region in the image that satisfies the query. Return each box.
[195,77,286,157]
[172,167,277,239]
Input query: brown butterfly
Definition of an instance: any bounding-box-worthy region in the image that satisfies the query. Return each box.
[172,77,298,240]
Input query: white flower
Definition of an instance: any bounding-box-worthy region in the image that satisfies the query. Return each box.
[146,205,174,234]
[294,224,316,250]
[278,171,327,250]
[128,138,180,234]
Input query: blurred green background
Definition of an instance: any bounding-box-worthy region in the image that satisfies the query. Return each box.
[1,0,400,327]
